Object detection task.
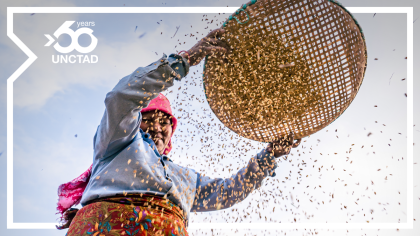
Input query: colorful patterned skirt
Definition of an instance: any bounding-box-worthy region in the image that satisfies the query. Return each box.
[66,194,189,236]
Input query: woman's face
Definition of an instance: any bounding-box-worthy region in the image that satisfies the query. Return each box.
[140,110,173,155]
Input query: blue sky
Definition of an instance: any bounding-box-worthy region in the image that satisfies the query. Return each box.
[1,0,420,235]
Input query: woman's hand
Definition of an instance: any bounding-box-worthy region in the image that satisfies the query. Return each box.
[181,28,231,66]
[266,132,302,158]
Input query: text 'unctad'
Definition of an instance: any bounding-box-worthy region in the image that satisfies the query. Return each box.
[52,55,98,63]
[46,21,99,64]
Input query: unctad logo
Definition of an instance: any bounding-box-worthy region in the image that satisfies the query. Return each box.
[45,21,98,63]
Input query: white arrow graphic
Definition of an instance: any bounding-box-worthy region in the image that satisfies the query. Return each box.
[44,34,55,46]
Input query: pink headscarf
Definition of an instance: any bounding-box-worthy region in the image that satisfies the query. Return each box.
[140,93,178,155]
[56,94,177,225]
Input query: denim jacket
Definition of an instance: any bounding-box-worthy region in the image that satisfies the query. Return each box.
[80,53,278,227]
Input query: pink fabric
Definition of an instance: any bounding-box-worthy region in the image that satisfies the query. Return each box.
[56,165,92,221]
[56,94,176,220]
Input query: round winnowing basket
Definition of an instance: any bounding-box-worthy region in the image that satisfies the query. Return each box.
[203,0,367,142]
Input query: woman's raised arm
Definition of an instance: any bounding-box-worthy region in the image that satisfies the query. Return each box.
[190,133,301,212]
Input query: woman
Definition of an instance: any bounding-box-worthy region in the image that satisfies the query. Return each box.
[56,28,301,236]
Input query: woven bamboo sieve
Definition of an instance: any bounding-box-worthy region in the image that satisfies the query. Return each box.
[202,0,367,142]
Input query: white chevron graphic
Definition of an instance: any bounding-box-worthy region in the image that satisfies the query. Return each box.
[44,34,55,46]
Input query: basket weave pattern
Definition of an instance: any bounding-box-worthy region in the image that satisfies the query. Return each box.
[203,0,367,142]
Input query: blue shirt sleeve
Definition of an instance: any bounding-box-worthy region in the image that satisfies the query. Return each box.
[168,53,189,80]
[190,148,277,212]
